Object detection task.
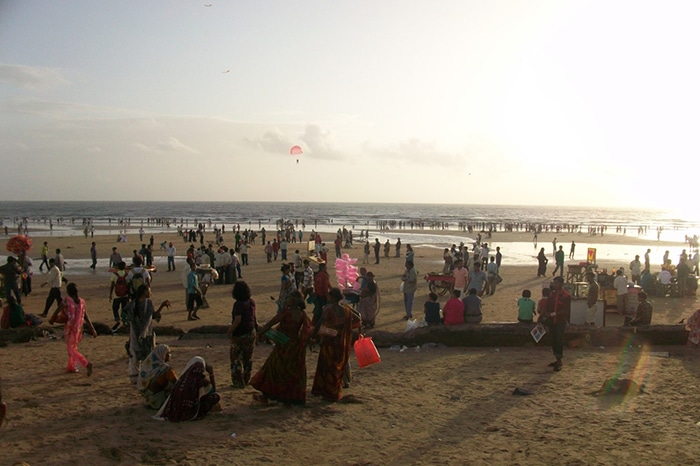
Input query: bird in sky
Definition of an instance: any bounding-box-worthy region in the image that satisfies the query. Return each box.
[204,4,212,7]
[222,69,230,73]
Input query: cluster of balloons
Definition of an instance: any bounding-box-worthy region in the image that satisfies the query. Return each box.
[335,254,360,290]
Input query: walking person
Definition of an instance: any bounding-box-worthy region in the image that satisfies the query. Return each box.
[40,258,62,317]
[90,241,97,270]
[49,282,97,375]
[39,241,49,272]
[227,280,258,389]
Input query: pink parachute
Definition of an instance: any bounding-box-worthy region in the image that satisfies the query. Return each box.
[290,145,303,156]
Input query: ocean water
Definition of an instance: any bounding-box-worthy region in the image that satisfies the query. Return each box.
[1,201,698,232]
[0,202,697,268]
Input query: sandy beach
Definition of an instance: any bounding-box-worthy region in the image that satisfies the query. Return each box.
[2,228,700,465]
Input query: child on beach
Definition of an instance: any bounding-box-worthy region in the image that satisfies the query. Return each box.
[424,292,442,325]
[517,289,536,323]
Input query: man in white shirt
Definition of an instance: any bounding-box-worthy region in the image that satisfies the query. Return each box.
[629,255,642,285]
[166,242,176,271]
[40,258,62,317]
[613,269,629,316]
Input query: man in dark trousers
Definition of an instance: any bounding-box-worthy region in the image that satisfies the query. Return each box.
[543,276,571,372]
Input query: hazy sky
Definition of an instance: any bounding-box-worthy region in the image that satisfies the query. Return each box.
[1,1,699,209]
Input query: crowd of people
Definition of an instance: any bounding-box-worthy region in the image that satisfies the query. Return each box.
[4,220,700,429]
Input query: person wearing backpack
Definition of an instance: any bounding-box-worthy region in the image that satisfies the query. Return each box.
[109,261,130,333]
[127,256,151,300]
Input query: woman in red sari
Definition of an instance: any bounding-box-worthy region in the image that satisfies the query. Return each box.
[51,283,97,375]
[310,288,360,401]
[250,290,312,405]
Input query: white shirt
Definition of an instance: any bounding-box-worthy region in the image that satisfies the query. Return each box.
[613,275,629,295]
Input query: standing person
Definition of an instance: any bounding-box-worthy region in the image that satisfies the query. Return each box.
[277,264,294,313]
[39,241,49,272]
[310,288,360,402]
[54,249,65,272]
[486,256,499,296]
[272,239,280,261]
[127,256,151,299]
[452,259,468,295]
[334,235,342,259]
[644,248,651,271]
[495,246,502,271]
[109,261,130,332]
[542,276,571,372]
[676,257,691,298]
[395,238,401,258]
[552,246,565,277]
[264,241,273,263]
[312,263,331,324]
[239,242,249,266]
[552,237,557,256]
[613,269,629,316]
[109,247,122,269]
[293,250,304,289]
[537,248,548,277]
[302,259,314,299]
[124,285,170,384]
[585,271,600,326]
[226,280,258,389]
[629,255,642,285]
[401,260,418,320]
[1,257,22,305]
[357,271,380,328]
[49,283,97,375]
[166,242,176,272]
[405,244,415,267]
[250,291,312,405]
[185,262,203,321]
[468,262,487,297]
[443,248,453,274]
[87,241,97,270]
[40,258,62,317]
[19,253,33,297]
[373,238,381,264]
[569,241,576,260]
[280,237,288,261]
[363,241,370,264]
[383,239,391,258]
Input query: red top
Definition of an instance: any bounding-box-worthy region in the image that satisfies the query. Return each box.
[443,297,464,325]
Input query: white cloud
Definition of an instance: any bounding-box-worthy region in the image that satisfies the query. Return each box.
[155,137,198,154]
[0,63,71,91]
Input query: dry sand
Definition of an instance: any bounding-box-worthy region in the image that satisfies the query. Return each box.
[2,229,700,465]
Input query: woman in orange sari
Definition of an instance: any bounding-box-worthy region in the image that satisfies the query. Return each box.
[250,290,312,405]
[50,282,97,375]
[310,288,360,401]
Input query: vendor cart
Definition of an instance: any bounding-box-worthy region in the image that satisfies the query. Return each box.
[424,273,454,296]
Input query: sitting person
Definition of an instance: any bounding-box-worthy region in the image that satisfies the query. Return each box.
[423,292,442,325]
[658,268,673,286]
[517,289,536,324]
[443,290,464,325]
[640,268,654,293]
[138,344,178,409]
[462,288,483,324]
[626,291,653,326]
[153,356,220,422]
[1,296,40,329]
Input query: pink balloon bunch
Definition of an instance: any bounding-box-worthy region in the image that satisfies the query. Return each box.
[335,254,359,290]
